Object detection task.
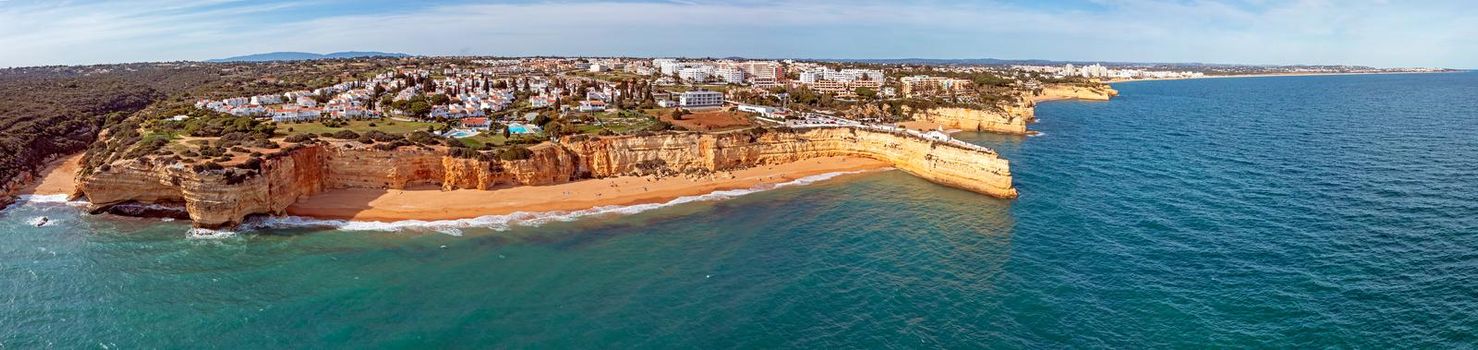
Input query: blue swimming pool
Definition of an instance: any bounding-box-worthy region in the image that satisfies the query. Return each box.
[445,129,478,138]
[507,123,540,134]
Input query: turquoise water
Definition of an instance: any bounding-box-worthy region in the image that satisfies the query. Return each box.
[2,73,1476,348]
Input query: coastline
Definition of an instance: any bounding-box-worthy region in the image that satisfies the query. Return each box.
[285,156,891,222]
[1106,70,1457,84]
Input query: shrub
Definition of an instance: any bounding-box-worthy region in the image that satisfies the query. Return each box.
[448,147,481,159]
[197,146,225,157]
[236,157,263,170]
[496,146,533,161]
[193,161,223,172]
[648,121,673,132]
[331,130,360,139]
[407,131,437,145]
[365,130,402,142]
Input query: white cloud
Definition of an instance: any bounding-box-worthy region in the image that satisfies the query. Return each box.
[0,0,1472,67]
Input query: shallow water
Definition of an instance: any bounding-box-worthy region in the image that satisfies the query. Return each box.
[2,72,1476,348]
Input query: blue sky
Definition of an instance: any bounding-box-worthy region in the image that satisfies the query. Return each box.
[0,0,1473,68]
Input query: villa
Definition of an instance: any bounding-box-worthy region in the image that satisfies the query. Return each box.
[578,100,606,112]
[461,117,490,130]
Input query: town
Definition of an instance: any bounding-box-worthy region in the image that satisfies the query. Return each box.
[183,56,1115,149]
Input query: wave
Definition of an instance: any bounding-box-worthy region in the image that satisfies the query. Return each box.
[239,170,874,234]
[16,194,90,207]
[186,227,237,240]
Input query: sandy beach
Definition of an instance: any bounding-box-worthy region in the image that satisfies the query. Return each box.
[19,153,82,196]
[287,156,891,222]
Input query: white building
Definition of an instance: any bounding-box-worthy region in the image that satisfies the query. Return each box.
[678,90,723,108]
[799,71,820,84]
[678,68,709,83]
[716,67,746,84]
[739,61,783,84]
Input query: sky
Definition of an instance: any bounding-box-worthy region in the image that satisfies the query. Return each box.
[0,0,1473,68]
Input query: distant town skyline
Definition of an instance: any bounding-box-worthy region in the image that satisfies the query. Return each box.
[0,0,1474,69]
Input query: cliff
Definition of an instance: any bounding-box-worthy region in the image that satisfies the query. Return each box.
[79,127,1015,228]
[906,84,1117,135]
[913,106,1036,134]
[1033,84,1119,102]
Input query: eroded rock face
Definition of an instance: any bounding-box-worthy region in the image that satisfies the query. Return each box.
[80,127,1016,228]
[915,107,1036,134]
[1037,85,1119,101]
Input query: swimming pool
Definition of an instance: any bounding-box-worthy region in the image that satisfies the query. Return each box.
[445,129,478,138]
[507,123,541,134]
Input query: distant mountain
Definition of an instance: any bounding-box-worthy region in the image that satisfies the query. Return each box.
[206,51,410,63]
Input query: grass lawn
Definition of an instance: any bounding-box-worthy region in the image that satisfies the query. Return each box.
[278,119,444,136]
[457,132,509,148]
[577,110,658,134]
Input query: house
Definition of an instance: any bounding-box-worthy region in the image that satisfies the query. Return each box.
[737,104,780,118]
[270,106,321,122]
[230,105,267,116]
[461,117,490,130]
[529,96,557,108]
[296,95,318,107]
[578,100,606,112]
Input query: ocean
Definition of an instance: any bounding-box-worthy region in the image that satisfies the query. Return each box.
[2,72,1475,348]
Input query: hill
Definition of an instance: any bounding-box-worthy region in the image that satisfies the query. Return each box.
[207,51,409,62]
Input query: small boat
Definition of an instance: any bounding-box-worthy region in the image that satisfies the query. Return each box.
[30,217,50,227]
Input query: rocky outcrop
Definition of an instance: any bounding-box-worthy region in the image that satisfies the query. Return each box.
[914,107,1035,134]
[1033,84,1119,102]
[907,84,1117,135]
[79,127,1015,227]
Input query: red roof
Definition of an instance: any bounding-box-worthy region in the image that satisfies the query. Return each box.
[461,117,489,125]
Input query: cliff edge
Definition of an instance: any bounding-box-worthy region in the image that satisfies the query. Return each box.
[79,127,1015,228]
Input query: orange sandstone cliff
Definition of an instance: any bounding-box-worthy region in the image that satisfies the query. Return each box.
[78,127,1015,228]
[911,84,1117,135]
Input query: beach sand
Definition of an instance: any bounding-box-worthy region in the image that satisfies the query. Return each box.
[287,156,891,222]
[20,153,82,196]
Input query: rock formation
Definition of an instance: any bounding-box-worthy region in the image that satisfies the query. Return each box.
[913,106,1036,134]
[79,127,1015,228]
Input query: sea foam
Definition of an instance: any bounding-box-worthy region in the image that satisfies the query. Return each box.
[16,194,90,207]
